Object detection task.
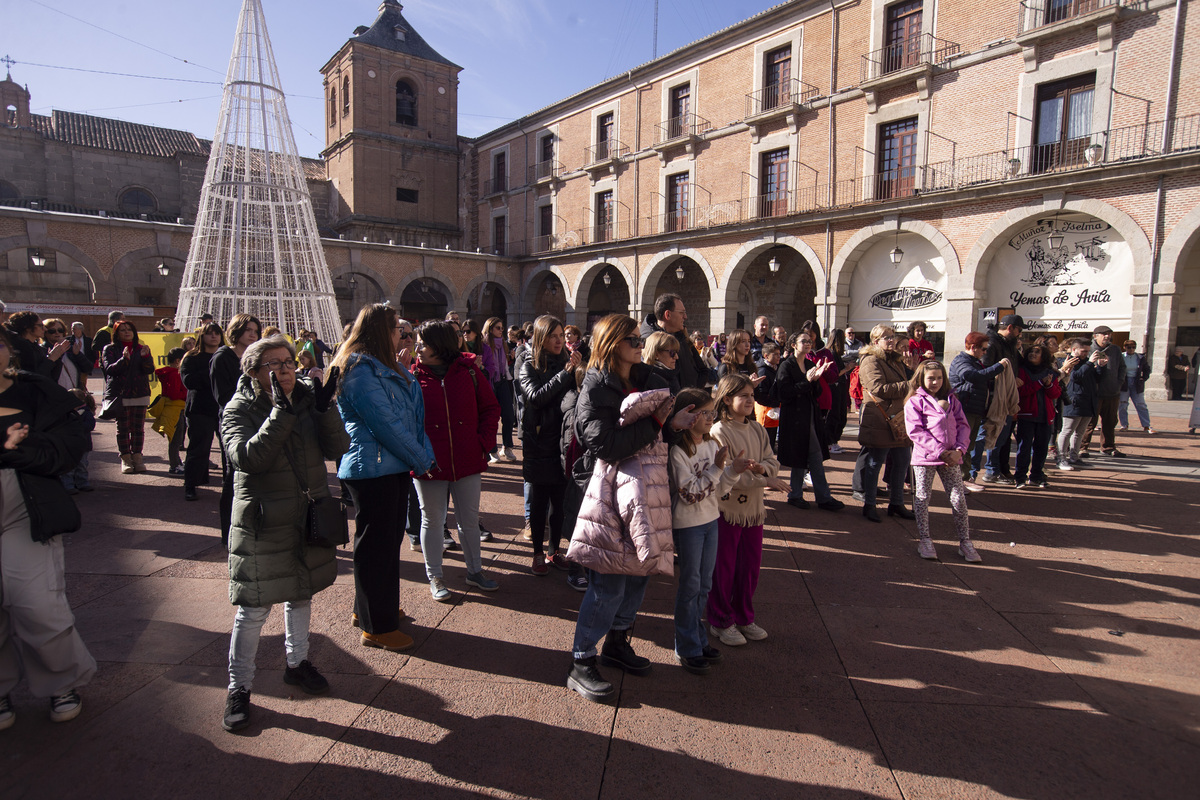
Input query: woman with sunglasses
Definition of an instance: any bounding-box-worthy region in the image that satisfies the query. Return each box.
[479,317,517,462]
[40,318,91,393]
[642,331,682,395]
[565,314,698,702]
[333,304,434,654]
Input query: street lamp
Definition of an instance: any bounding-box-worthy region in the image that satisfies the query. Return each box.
[675,263,686,281]
[603,271,612,286]
[1047,213,1064,250]
[29,250,46,268]
[157,262,170,277]
[889,231,903,265]
[768,256,781,273]
[348,275,359,291]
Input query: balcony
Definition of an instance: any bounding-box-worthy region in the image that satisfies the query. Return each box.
[1017,0,1123,43]
[744,79,821,140]
[482,176,508,197]
[528,159,563,186]
[583,139,628,179]
[651,113,711,160]
[860,34,959,109]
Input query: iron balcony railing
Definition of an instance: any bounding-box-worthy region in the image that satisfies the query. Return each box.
[528,159,562,183]
[483,176,508,196]
[861,33,960,83]
[1018,0,1122,35]
[585,139,629,166]
[655,113,712,145]
[745,78,821,118]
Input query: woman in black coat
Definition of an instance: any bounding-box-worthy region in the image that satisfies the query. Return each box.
[101,320,155,475]
[181,322,225,501]
[776,332,843,512]
[517,315,582,576]
[0,326,95,727]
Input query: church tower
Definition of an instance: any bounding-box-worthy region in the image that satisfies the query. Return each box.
[320,1,462,248]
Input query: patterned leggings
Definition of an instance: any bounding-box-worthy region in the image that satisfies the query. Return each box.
[912,464,971,542]
[115,406,147,455]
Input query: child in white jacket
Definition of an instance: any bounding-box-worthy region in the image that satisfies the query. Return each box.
[670,387,748,675]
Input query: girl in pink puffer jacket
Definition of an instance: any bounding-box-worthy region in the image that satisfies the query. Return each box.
[904,360,979,563]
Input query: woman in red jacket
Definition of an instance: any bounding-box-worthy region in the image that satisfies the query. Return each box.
[1014,344,1062,489]
[411,321,502,601]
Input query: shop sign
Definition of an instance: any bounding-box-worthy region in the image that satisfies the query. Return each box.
[868,287,942,311]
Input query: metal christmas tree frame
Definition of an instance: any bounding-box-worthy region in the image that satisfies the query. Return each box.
[177,0,341,342]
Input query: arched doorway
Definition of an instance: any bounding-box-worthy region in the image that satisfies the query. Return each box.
[585,264,630,331]
[465,280,509,330]
[849,232,949,355]
[529,272,566,322]
[649,256,710,333]
[117,255,184,309]
[737,245,818,337]
[0,246,96,305]
[400,277,450,324]
[336,272,386,324]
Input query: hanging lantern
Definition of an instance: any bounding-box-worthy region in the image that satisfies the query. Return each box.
[675,263,686,281]
[768,256,780,273]
[889,246,904,265]
[603,271,612,286]
[1047,213,1064,250]
[157,262,170,277]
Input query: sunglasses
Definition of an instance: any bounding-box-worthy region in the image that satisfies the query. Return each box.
[662,350,679,358]
[623,335,644,348]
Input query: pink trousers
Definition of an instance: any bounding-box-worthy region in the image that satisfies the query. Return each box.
[705,516,763,629]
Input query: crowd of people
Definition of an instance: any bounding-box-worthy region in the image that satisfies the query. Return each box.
[0,297,1197,735]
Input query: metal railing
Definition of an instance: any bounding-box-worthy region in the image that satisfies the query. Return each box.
[528,159,561,183]
[861,33,960,83]
[655,113,711,145]
[483,176,508,196]
[1018,0,1122,35]
[585,139,628,166]
[745,79,821,118]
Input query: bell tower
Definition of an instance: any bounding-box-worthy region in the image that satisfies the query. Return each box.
[1,60,32,129]
[320,1,462,248]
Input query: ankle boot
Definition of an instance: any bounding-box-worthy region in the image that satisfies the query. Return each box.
[120,454,135,474]
[567,656,614,702]
[862,505,881,523]
[599,628,651,676]
[887,504,915,520]
[131,453,147,473]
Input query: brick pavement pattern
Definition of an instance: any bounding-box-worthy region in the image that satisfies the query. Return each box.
[1,390,1198,798]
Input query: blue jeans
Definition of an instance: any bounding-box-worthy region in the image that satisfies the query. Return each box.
[855,445,911,507]
[60,452,90,491]
[571,570,649,660]
[492,380,515,450]
[1014,419,1052,483]
[787,422,833,503]
[673,520,719,659]
[1118,389,1151,428]
[973,416,1013,477]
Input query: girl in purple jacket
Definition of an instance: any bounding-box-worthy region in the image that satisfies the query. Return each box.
[903,361,980,563]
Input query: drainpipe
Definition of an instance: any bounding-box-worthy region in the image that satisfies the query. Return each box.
[628,70,652,315]
[1160,0,1184,154]
[1143,175,1165,357]
[825,0,840,331]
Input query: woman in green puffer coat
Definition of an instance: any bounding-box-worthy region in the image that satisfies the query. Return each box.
[219,334,349,734]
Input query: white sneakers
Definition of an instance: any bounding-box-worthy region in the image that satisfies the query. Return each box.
[709,623,769,645]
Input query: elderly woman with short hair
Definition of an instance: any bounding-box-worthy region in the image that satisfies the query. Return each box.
[643,331,682,396]
[220,334,348,733]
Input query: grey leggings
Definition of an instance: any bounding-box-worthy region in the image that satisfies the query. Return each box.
[912,464,971,542]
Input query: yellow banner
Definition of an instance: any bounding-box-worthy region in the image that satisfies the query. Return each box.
[140,333,190,402]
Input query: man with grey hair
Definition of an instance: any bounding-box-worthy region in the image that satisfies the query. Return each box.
[750,315,774,360]
[70,322,94,367]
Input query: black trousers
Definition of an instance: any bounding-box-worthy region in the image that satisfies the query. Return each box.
[345,473,411,635]
[218,430,233,549]
[1081,394,1120,451]
[527,480,566,556]
[184,412,217,490]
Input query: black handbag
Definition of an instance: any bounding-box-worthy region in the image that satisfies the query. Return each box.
[284,447,348,548]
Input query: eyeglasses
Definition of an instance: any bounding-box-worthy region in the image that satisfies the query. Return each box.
[622,335,644,348]
[799,338,813,345]
[663,350,679,359]
[258,359,297,372]
[46,328,66,335]
[694,409,716,420]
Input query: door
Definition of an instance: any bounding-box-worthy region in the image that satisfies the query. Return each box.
[884,1,923,74]
[878,118,918,199]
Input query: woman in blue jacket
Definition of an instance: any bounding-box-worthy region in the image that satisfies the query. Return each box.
[948,331,1011,483]
[332,304,434,654]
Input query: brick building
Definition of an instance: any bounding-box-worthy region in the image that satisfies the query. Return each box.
[2,0,1199,395]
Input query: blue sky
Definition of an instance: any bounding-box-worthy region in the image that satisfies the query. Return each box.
[5,0,783,158]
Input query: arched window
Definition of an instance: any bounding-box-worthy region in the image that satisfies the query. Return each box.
[0,181,18,201]
[342,76,350,115]
[396,80,417,126]
[329,87,336,127]
[118,187,157,215]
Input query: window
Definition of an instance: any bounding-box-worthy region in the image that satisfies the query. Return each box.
[118,187,157,215]
[396,188,419,203]
[877,117,918,199]
[1033,73,1095,173]
[492,152,507,194]
[396,81,417,126]
[539,204,554,239]
[884,1,924,75]
[669,84,690,138]
[666,173,689,231]
[493,215,506,256]
[342,76,350,115]
[596,112,614,160]
[540,134,554,164]
[329,87,336,127]
[1045,0,1090,25]
[764,46,791,110]
[759,149,789,217]
[595,191,613,242]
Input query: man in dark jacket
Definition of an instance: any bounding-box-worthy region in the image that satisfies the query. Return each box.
[750,316,775,361]
[975,314,1024,483]
[69,322,94,367]
[950,331,1010,481]
[4,311,54,378]
[91,311,124,365]
[651,293,707,390]
[1081,325,1127,457]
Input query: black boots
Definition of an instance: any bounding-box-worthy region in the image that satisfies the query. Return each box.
[599,628,652,676]
[567,656,614,702]
[887,504,916,519]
